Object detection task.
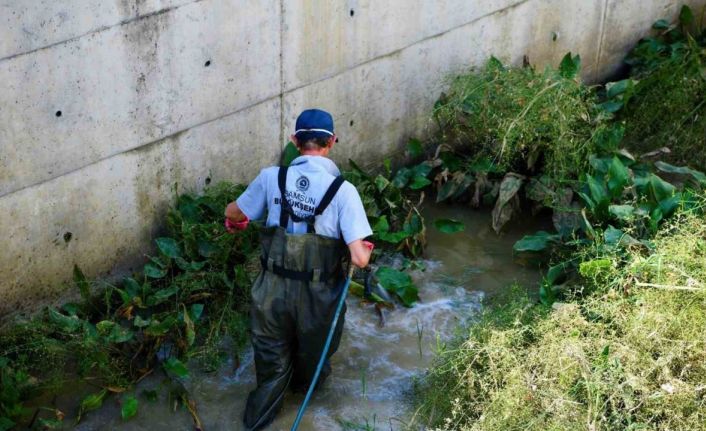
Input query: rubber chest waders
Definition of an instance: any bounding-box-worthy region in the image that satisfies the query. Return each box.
[243,166,349,431]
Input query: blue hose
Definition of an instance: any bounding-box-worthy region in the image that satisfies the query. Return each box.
[290,266,355,431]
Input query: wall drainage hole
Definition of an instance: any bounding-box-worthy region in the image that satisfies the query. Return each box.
[55,110,62,117]
[349,120,354,127]
[204,60,211,67]
[205,177,212,185]
[350,9,354,17]
[63,232,72,243]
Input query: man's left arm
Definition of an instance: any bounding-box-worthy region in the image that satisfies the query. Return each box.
[338,182,374,268]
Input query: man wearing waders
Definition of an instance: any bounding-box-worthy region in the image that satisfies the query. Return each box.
[224,108,373,430]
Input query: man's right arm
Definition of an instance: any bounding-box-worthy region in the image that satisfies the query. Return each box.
[224,169,269,228]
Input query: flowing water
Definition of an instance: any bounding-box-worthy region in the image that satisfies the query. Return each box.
[73,207,547,431]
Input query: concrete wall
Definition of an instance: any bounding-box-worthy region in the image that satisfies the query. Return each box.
[1,0,704,316]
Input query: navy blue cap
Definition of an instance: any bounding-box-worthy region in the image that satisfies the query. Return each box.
[294,109,335,142]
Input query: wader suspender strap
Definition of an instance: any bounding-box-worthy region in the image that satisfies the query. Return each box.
[277,166,345,234]
[262,166,345,283]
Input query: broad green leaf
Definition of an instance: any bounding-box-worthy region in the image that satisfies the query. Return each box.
[559,52,581,79]
[155,237,181,259]
[163,357,189,378]
[133,315,150,328]
[597,100,623,113]
[402,213,424,235]
[123,278,141,299]
[61,303,81,316]
[679,5,694,26]
[121,395,138,420]
[347,159,371,180]
[609,204,635,221]
[73,265,91,301]
[391,167,413,188]
[653,19,670,30]
[407,138,423,158]
[196,239,217,258]
[603,225,640,247]
[144,317,176,336]
[96,320,116,334]
[411,162,433,178]
[374,175,390,192]
[587,175,609,210]
[190,304,205,321]
[144,263,167,279]
[436,180,459,203]
[48,308,82,332]
[546,262,570,285]
[607,157,630,198]
[513,231,560,253]
[539,282,556,307]
[433,219,465,234]
[606,79,635,99]
[577,192,596,214]
[106,325,134,344]
[148,287,178,305]
[658,192,682,216]
[649,174,676,202]
[375,267,419,307]
[175,257,206,272]
[654,161,706,185]
[409,176,432,190]
[281,141,299,166]
[588,155,612,176]
[78,389,107,421]
[372,215,390,233]
[378,230,412,243]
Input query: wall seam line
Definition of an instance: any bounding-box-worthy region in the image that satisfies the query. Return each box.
[0,0,205,64]
[595,0,610,78]
[280,0,531,94]
[279,0,285,148]
[2,0,532,198]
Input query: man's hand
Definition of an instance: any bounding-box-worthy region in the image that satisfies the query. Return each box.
[224,202,249,233]
[348,239,374,268]
[225,216,249,233]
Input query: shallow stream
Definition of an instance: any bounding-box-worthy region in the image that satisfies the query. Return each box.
[73,207,546,430]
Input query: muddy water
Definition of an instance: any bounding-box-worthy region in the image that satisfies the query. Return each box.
[74,207,546,431]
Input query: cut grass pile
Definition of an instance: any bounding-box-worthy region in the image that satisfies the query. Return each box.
[414,210,706,431]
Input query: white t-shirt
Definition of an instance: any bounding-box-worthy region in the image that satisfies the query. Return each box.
[236,155,373,245]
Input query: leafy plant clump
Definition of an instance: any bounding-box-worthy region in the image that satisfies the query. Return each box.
[619,5,706,166]
[0,182,258,428]
[414,207,706,431]
[434,54,603,181]
[0,151,438,427]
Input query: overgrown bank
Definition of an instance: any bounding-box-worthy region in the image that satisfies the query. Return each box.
[412,6,706,430]
[414,207,706,430]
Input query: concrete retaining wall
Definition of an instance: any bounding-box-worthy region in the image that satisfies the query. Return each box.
[1,0,704,315]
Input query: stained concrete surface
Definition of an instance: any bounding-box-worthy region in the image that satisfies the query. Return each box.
[1,0,705,315]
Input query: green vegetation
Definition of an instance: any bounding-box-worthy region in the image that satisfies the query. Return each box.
[413,5,706,430]
[414,207,706,431]
[1,5,704,430]
[0,149,434,428]
[620,6,706,167]
[0,182,257,428]
[434,53,600,180]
